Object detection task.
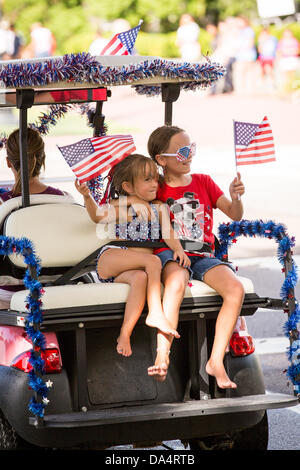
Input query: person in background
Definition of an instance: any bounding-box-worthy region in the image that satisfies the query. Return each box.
[176,14,201,62]
[233,16,257,95]
[30,22,56,58]
[276,29,300,93]
[89,28,108,56]
[257,28,278,91]
[210,18,239,94]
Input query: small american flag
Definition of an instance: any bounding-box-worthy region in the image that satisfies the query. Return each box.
[100,21,142,56]
[58,135,136,183]
[234,116,276,166]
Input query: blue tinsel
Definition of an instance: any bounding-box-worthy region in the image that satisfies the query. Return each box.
[1,219,298,418]
[0,235,49,417]
[216,219,300,395]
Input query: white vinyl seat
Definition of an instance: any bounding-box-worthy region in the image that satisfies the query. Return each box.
[3,201,255,312]
[0,193,76,229]
[4,202,115,269]
[10,276,254,312]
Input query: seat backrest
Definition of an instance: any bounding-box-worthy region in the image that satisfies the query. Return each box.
[3,203,114,269]
[0,193,76,229]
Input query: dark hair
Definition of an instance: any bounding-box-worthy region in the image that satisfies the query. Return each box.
[6,127,46,196]
[147,125,184,163]
[110,153,158,198]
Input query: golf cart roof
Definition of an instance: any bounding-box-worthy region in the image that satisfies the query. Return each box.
[0,54,225,94]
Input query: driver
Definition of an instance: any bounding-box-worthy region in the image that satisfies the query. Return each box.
[0,127,65,309]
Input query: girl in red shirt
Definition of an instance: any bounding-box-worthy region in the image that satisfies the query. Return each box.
[147,125,245,388]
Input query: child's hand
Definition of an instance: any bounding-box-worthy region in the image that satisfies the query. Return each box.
[229,172,245,200]
[173,249,191,268]
[129,196,155,220]
[75,179,91,199]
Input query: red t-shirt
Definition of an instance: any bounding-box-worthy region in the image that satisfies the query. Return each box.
[155,174,223,255]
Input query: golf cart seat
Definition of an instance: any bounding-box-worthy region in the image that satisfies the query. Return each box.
[10,276,254,312]
[3,201,255,314]
[0,193,76,231]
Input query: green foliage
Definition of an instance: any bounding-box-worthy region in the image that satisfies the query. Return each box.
[2,0,300,58]
[205,0,258,23]
[135,32,180,57]
[47,5,90,55]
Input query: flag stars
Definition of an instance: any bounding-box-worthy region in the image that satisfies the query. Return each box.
[234,122,259,146]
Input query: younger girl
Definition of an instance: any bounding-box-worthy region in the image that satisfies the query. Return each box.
[0,128,65,310]
[75,154,190,358]
[147,125,245,389]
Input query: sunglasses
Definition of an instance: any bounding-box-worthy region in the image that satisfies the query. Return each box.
[161,142,196,161]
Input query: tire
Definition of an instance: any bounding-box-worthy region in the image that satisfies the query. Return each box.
[231,411,269,450]
[0,410,38,450]
[187,412,269,451]
[188,435,234,451]
[0,410,21,450]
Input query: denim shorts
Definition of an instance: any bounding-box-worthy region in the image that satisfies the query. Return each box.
[155,249,235,282]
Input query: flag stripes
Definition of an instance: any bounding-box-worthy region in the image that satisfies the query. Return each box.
[100,21,142,56]
[100,38,129,56]
[58,135,136,183]
[234,116,276,166]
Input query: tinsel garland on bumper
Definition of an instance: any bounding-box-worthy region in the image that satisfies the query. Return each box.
[215,219,300,396]
[0,236,50,417]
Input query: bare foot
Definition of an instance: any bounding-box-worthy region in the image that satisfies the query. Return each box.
[116,334,132,357]
[145,313,180,338]
[148,348,170,382]
[206,359,237,389]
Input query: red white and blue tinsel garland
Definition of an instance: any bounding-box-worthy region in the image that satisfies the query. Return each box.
[0,236,50,418]
[215,219,300,396]
[0,53,225,95]
[0,53,225,201]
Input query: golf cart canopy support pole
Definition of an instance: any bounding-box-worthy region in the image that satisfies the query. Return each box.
[16,89,35,208]
[93,101,105,137]
[162,83,181,125]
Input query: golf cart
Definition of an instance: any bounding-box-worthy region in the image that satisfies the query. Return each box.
[0,54,298,450]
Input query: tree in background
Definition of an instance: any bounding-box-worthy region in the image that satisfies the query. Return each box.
[205,0,257,24]
[1,0,300,57]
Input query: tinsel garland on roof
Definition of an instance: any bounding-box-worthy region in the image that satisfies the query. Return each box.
[0,53,225,96]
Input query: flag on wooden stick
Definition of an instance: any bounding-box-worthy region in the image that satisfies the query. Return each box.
[234,116,276,166]
[100,21,142,56]
[58,134,136,183]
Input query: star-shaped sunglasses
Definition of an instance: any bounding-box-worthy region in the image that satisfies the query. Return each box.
[161,142,196,161]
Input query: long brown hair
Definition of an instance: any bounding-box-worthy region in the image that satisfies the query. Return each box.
[6,128,46,196]
[110,153,158,199]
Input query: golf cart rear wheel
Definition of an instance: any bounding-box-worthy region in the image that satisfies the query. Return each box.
[231,411,268,450]
[188,412,268,451]
[0,410,21,450]
[0,410,35,450]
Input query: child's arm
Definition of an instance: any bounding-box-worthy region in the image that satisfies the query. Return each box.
[110,195,154,220]
[157,201,191,267]
[75,180,122,223]
[216,172,244,221]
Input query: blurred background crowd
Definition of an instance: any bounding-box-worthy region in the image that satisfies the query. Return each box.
[1,0,300,98]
